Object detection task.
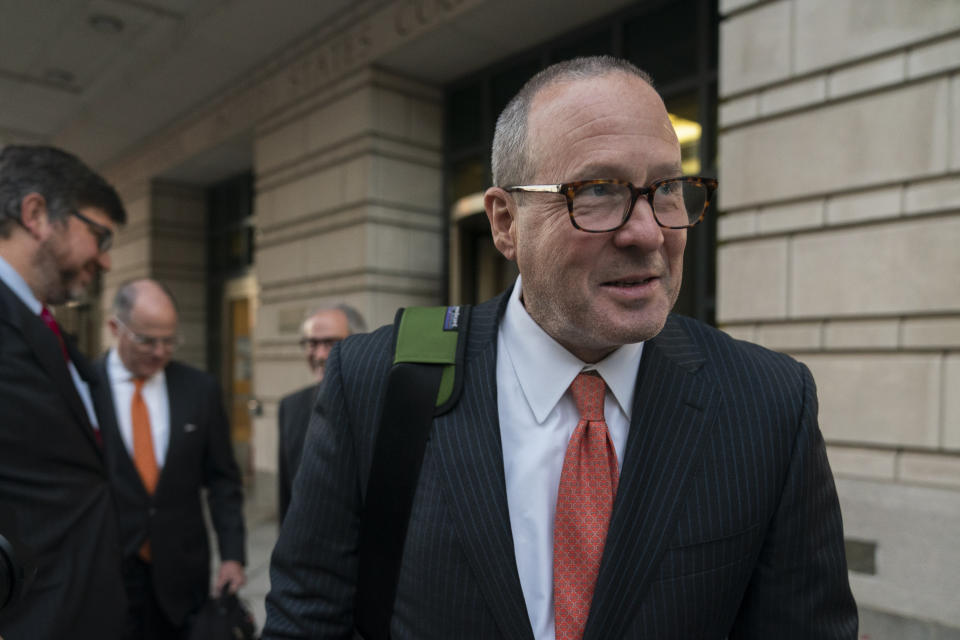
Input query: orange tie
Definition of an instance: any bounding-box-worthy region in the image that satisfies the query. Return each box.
[553,371,620,640]
[132,378,158,561]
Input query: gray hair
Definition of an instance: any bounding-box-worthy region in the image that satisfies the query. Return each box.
[304,304,367,335]
[0,144,126,238]
[112,278,179,323]
[490,56,655,187]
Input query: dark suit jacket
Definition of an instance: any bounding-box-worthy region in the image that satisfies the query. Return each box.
[0,279,126,640]
[278,384,320,522]
[95,357,246,626]
[264,290,858,639]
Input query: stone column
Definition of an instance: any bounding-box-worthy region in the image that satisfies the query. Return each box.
[102,180,207,369]
[718,0,960,630]
[250,66,444,473]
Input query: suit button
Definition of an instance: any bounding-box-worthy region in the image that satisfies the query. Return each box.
[148,508,156,517]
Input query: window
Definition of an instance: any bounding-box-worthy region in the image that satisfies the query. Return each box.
[444,0,718,322]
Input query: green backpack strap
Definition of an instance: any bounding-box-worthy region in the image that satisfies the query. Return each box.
[355,304,471,640]
[392,304,470,414]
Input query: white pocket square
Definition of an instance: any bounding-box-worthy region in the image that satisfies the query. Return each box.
[183,423,198,433]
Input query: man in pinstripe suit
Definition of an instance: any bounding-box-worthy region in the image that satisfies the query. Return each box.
[264,56,857,639]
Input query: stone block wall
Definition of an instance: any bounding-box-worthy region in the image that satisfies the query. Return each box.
[100,180,207,369]
[718,0,960,629]
[250,67,445,473]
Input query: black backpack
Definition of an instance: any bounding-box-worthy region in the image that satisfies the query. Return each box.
[354,305,471,640]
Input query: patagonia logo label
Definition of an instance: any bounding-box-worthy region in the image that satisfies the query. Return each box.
[444,306,461,331]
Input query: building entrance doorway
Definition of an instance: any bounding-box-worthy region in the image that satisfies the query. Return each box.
[220,275,258,478]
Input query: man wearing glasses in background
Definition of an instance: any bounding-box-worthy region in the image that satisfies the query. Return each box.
[278,305,366,523]
[95,278,246,639]
[0,144,127,639]
[265,56,857,639]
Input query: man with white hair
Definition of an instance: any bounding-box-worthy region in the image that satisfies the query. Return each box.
[277,305,366,522]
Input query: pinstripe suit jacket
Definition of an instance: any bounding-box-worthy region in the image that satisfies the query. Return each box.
[264,290,857,639]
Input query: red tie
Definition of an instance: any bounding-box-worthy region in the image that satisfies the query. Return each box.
[40,306,104,446]
[553,371,620,640]
[40,306,69,361]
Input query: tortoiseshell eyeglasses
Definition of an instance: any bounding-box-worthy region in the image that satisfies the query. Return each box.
[504,176,718,232]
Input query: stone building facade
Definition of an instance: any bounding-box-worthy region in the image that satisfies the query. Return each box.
[718,0,960,631]
[5,0,955,633]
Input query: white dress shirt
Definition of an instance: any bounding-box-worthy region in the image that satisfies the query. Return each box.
[497,276,644,639]
[107,348,170,466]
[0,254,99,429]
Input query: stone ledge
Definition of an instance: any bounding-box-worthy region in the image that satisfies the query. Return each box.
[720,324,757,342]
[718,94,760,128]
[946,355,960,450]
[825,185,903,226]
[756,199,825,234]
[795,0,960,76]
[790,216,960,318]
[824,319,900,350]
[898,452,960,489]
[717,209,758,240]
[801,353,942,447]
[827,446,897,481]
[719,79,950,209]
[719,1,791,96]
[908,34,960,79]
[759,76,828,117]
[838,476,960,630]
[754,321,822,351]
[954,76,960,171]
[905,175,960,216]
[902,317,960,349]
[827,52,907,100]
[716,237,789,323]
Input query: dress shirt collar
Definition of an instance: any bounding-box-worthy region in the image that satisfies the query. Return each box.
[501,276,644,424]
[0,254,42,315]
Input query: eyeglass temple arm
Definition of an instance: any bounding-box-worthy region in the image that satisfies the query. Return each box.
[504,184,564,193]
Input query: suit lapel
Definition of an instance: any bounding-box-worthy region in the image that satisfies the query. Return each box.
[66,335,107,460]
[584,316,720,640]
[432,293,535,640]
[161,364,187,491]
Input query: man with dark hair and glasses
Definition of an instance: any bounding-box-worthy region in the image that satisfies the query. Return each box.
[94,278,247,639]
[0,144,128,639]
[265,56,857,639]
[277,305,366,522]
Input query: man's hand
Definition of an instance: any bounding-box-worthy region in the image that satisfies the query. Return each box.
[215,560,247,595]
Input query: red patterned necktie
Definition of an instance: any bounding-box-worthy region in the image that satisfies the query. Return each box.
[553,371,620,640]
[40,306,69,361]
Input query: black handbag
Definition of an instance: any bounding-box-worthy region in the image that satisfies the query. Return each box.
[187,592,257,640]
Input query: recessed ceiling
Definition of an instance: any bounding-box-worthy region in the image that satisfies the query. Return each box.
[0,0,639,184]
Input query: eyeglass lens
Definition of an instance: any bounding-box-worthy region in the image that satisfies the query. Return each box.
[129,331,179,350]
[300,338,340,350]
[571,180,708,231]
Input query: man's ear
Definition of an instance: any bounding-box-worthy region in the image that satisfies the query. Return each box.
[484,187,517,262]
[17,193,51,240]
[107,316,120,340]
